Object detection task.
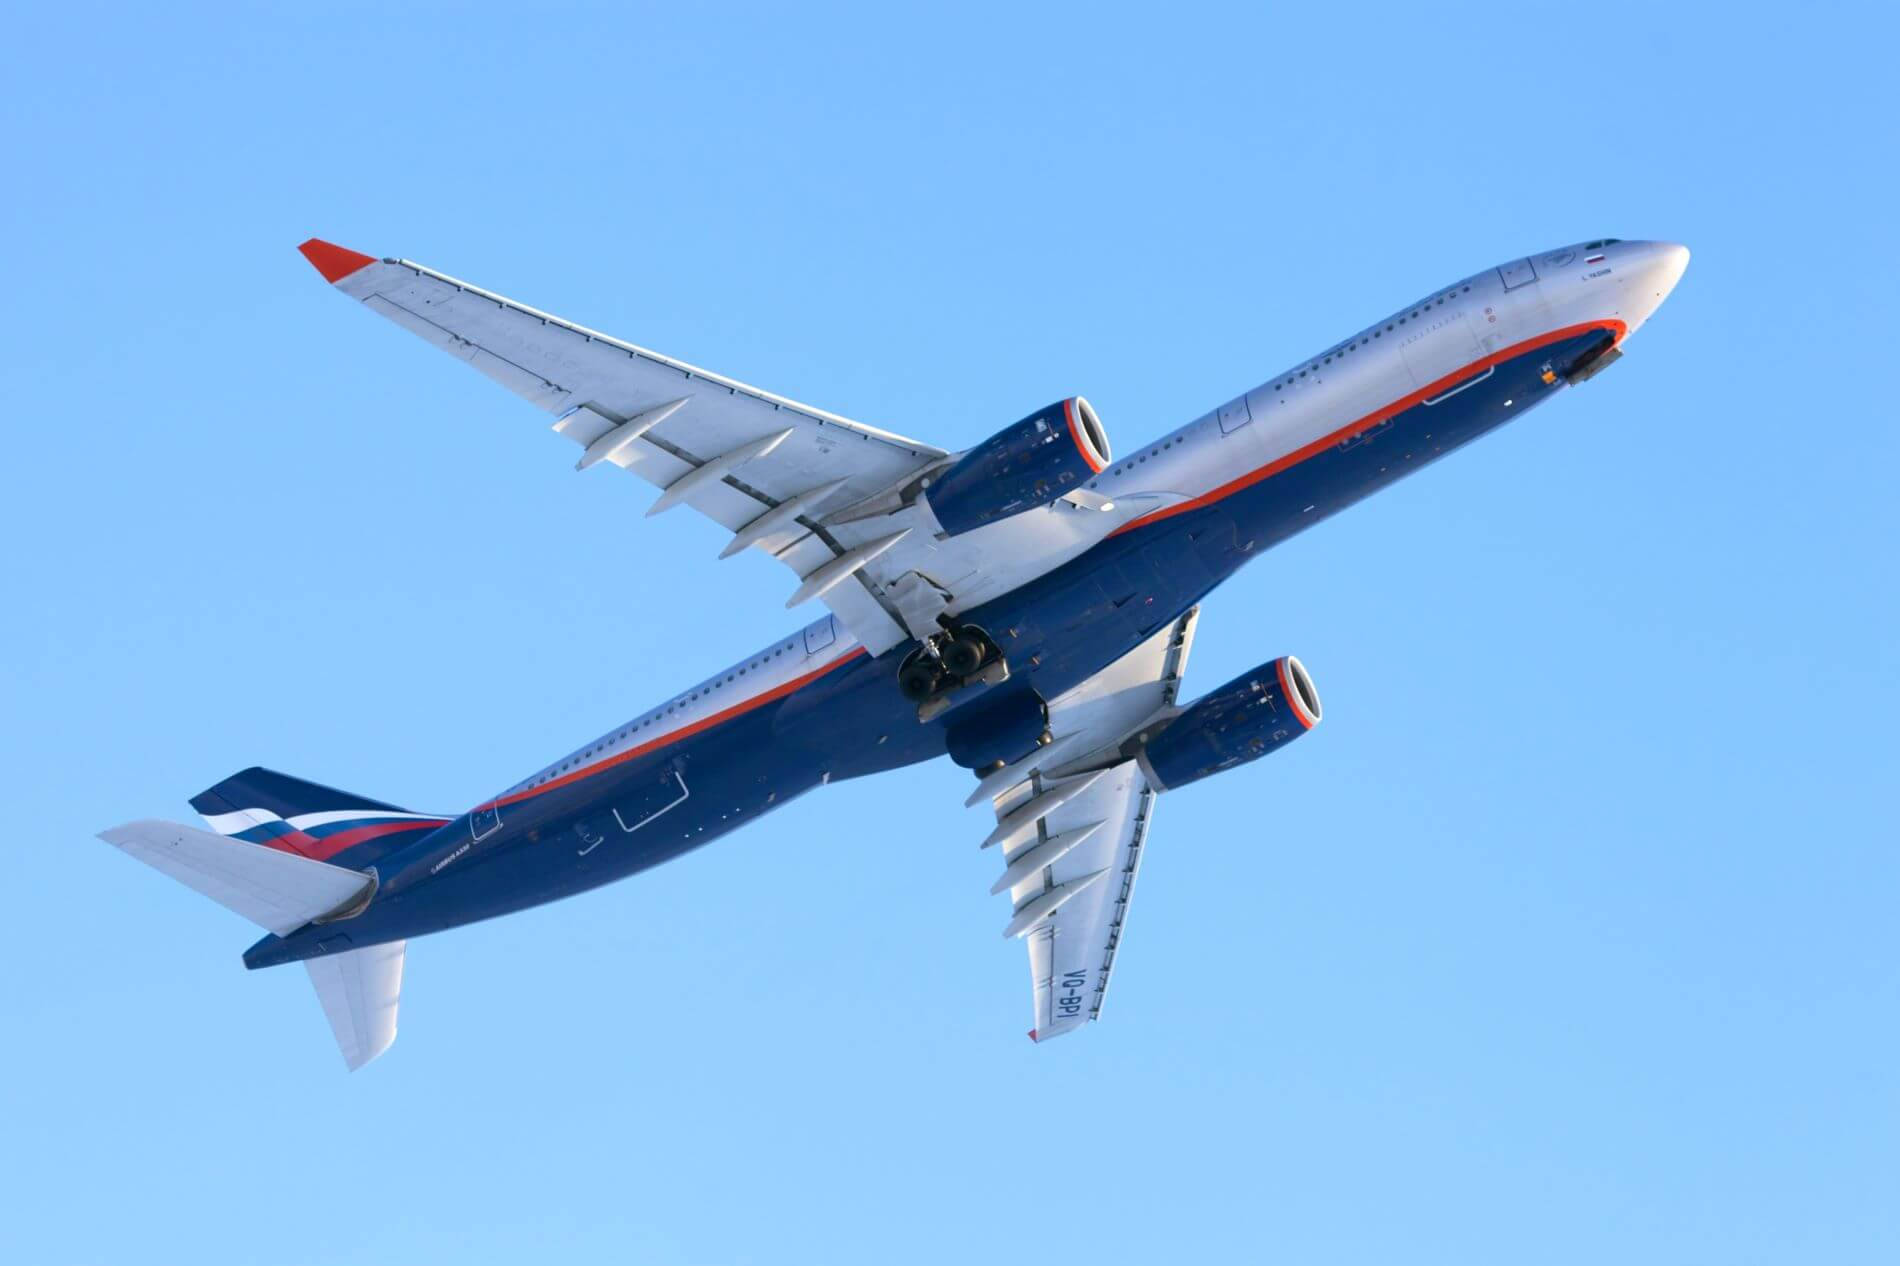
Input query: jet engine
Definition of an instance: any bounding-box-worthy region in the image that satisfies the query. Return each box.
[1135,656,1322,791]
[924,396,1111,536]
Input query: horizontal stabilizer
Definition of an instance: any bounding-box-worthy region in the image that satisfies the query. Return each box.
[306,940,405,1070]
[98,819,373,936]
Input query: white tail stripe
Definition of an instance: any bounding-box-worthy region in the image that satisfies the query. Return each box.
[199,808,444,836]
[285,809,445,831]
[199,808,281,836]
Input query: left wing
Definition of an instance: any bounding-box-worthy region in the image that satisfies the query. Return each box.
[977,609,1199,1040]
[298,239,948,653]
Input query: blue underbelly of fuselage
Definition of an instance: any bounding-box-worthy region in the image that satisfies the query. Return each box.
[243,329,1604,969]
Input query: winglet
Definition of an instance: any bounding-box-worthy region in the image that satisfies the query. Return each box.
[297,238,377,283]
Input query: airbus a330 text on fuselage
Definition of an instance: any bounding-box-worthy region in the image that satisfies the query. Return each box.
[100,237,1688,1067]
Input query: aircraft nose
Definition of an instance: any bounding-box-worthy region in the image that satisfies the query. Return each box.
[1642,240,1691,298]
[1614,240,1689,335]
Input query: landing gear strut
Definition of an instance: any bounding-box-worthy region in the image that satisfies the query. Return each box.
[897,622,1008,720]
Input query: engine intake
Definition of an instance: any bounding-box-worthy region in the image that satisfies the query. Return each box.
[925,396,1110,536]
[1136,656,1321,791]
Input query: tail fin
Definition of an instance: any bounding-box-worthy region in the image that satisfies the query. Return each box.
[190,766,448,866]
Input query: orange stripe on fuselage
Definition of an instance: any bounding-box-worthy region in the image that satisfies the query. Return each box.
[1109,320,1625,538]
[494,646,869,809]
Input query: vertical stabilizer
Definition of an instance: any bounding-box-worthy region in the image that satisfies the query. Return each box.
[306,941,405,1071]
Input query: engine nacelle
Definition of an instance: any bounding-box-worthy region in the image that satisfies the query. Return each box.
[1136,656,1322,791]
[924,396,1110,536]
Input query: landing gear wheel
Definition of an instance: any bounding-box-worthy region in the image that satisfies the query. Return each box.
[899,660,943,701]
[941,635,986,678]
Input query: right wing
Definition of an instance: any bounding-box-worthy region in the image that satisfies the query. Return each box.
[976,608,1199,1040]
[299,240,948,653]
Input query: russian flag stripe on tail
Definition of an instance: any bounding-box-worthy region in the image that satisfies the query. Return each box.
[190,767,448,864]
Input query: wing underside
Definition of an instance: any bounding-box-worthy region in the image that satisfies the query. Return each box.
[307,242,948,652]
[979,609,1199,1040]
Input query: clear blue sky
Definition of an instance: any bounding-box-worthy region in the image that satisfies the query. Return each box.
[4,3,1894,1262]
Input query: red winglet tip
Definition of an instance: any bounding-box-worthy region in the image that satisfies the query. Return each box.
[1027,1029,1039,1043]
[297,238,376,283]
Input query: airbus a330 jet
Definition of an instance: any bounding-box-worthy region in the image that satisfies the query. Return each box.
[100,236,1688,1068]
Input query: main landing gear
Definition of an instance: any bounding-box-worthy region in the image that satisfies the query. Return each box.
[898,621,1009,722]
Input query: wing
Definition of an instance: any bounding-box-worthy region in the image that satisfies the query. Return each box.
[977,608,1199,1040]
[298,239,949,653]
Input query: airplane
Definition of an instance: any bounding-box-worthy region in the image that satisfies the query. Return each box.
[99,236,1689,1068]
